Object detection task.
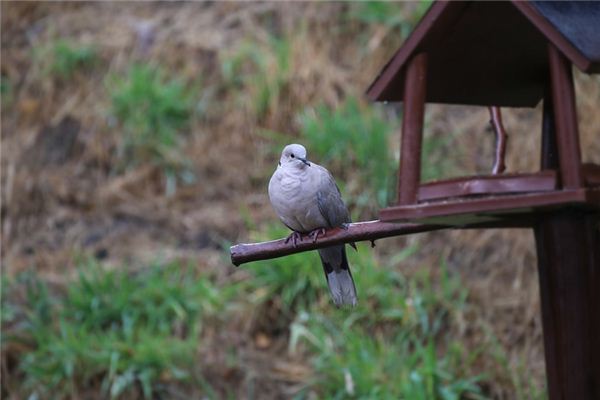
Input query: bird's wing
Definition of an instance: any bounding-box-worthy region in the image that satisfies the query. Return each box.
[315,165,351,228]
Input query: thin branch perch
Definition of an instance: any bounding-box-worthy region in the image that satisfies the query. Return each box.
[230,220,444,266]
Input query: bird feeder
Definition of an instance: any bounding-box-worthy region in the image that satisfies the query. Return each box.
[231,2,599,398]
[367,1,600,398]
[368,0,600,226]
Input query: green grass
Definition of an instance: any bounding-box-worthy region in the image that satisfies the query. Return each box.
[32,39,97,80]
[221,36,292,121]
[2,261,228,399]
[245,223,325,313]
[420,129,464,182]
[346,1,434,45]
[242,222,483,399]
[3,231,492,399]
[108,64,196,188]
[50,40,97,78]
[1,74,12,108]
[286,253,483,399]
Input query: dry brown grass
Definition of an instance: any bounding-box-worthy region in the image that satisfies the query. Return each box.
[2,2,599,399]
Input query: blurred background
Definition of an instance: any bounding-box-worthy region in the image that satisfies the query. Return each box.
[1,2,599,399]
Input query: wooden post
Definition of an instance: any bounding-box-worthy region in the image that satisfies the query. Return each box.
[397,52,428,205]
[548,44,583,189]
[534,93,600,399]
[541,90,559,171]
[534,212,600,400]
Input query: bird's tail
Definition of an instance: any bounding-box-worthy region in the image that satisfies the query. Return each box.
[318,245,357,307]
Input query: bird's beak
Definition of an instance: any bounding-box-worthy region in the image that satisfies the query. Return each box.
[299,158,311,166]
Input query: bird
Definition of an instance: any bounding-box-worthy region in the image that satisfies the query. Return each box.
[268,143,357,307]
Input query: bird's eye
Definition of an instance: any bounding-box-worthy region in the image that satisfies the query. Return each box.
[291,154,295,158]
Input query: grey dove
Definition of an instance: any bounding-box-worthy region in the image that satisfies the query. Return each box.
[268,144,357,307]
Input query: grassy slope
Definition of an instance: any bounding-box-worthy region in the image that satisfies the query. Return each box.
[2,2,599,399]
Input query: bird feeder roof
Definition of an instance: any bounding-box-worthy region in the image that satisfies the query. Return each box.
[366,1,600,107]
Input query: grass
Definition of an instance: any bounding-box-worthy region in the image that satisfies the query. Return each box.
[242,222,484,399]
[221,36,292,122]
[50,40,97,78]
[285,249,483,399]
[1,74,12,108]
[245,223,326,314]
[32,39,97,80]
[2,221,514,399]
[347,1,433,36]
[108,64,196,189]
[421,134,461,182]
[2,261,228,399]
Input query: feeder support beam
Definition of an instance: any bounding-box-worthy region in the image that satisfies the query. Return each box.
[548,44,583,189]
[398,52,428,205]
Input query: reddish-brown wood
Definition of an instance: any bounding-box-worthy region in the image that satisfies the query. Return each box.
[367,2,600,106]
[541,91,560,171]
[230,220,445,266]
[380,189,600,224]
[398,52,428,205]
[534,212,600,400]
[583,163,600,186]
[230,218,544,267]
[535,84,600,400]
[548,45,584,189]
[366,1,462,102]
[418,171,557,202]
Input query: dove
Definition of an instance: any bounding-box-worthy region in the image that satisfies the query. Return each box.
[268,144,357,307]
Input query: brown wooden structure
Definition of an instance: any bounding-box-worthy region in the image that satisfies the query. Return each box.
[231,2,600,398]
[366,3,600,398]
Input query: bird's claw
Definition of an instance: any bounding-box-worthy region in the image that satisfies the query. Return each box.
[308,227,327,243]
[285,231,303,248]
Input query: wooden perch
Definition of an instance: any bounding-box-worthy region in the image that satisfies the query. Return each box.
[488,106,508,174]
[230,220,444,266]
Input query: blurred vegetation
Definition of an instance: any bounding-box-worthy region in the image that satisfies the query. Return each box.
[221,36,292,122]
[246,224,324,314]
[2,224,487,399]
[421,134,461,182]
[108,64,196,191]
[50,40,97,78]
[235,222,484,399]
[33,39,97,80]
[2,262,228,399]
[0,74,12,108]
[347,0,433,37]
[289,249,482,399]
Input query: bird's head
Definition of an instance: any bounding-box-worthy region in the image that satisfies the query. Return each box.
[279,143,311,168]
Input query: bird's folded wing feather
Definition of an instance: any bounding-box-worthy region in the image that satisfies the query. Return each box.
[315,166,351,228]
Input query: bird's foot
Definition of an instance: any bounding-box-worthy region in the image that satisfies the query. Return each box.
[284,231,303,248]
[308,227,327,243]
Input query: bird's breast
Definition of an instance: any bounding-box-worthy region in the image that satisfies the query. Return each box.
[268,167,324,232]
